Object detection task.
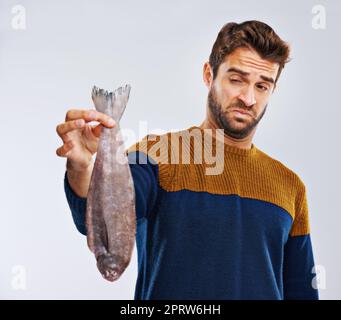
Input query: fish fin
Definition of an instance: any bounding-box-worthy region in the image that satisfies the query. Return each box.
[91,85,131,122]
[91,86,112,114]
[112,84,131,122]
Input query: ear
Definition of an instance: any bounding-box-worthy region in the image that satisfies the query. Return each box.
[203,62,213,88]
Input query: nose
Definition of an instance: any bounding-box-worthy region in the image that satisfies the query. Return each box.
[238,86,256,107]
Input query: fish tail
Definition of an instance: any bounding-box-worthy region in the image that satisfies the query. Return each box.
[91,84,131,122]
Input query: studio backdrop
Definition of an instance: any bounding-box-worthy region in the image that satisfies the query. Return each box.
[0,0,340,299]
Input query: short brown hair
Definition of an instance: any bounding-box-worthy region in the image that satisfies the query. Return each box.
[209,20,291,85]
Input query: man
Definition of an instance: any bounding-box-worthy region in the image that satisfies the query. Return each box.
[56,20,319,300]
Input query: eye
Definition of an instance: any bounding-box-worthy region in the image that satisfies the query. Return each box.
[230,78,242,83]
[256,84,269,92]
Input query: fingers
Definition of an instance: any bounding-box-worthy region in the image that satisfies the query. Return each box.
[65,109,115,128]
[56,109,115,145]
[56,119,85,139]
[56,141,73,158]
[57,109,115,143]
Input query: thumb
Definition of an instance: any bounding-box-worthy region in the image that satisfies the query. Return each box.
[92,124,102,138]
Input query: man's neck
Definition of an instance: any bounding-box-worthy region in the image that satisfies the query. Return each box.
[199,118,254,150]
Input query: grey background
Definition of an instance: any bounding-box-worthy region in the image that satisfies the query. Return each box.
[0,0,340,299]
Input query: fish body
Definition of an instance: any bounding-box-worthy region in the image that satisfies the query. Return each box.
[86,85,136,282]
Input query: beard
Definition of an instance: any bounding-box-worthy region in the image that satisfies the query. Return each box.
[208,87,267,139]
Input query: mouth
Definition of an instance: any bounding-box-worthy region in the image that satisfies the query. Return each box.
[230,109,252,117]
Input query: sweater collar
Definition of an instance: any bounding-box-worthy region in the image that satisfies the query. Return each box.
[189,125,258,157]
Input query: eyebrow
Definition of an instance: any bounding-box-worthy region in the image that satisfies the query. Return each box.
[227,67,275,84]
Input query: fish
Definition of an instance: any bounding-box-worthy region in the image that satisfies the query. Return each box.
[85,84,136,282]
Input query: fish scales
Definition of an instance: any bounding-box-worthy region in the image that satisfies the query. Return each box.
[86,85,136,282]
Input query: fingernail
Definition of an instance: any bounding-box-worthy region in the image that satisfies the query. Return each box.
[88,112,96,119]
[76,119,84,127]
[108,119,115,126]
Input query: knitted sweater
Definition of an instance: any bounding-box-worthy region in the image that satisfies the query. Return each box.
[64,125,319,300]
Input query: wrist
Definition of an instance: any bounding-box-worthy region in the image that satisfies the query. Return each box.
[66,158,94,173]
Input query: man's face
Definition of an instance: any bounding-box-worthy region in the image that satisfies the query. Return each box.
[206,47,279,139]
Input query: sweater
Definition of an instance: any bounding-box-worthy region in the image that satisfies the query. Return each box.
[64,125,319,300]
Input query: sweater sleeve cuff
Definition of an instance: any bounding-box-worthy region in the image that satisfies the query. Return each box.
[64,171,87,235]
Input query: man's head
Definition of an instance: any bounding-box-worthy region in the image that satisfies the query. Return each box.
[203,20,290,139]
